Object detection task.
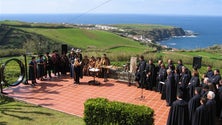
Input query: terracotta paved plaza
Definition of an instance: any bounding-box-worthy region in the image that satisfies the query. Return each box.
[4,75,169,125]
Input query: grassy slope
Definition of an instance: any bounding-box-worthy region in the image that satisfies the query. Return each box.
[0,96,84,125]
[162,51,222,72]
[176,51,222,61]
[19,27,150,54]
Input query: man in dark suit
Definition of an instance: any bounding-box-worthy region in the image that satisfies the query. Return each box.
[136,55,146,88]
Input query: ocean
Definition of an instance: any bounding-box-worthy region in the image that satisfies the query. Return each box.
[0,14,222,50]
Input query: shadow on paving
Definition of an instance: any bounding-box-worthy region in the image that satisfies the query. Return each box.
[0,122,7,125]
[0,96,53,121]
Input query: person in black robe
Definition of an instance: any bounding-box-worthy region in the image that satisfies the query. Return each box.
[166,69,176,106]
[37,55,45,81]
[206,65,214,79]
[167,59,175,71]
[210,69,221,116]
[201,83,209,98]
[60,52,69,75]
[135,55,146,88]
[210,69,221,89]
[167,91,189,125]
[29,56,37,86]
[179,66,190,101]
[76,49,83,78]
[218,80,222,120]
[68,49,77,78]
[158,63,167,93]
[174,69,180,92]
[51,50,61,76]
[188,87,201,125]
[206,91,216,125]
[73,58,81,84]
[155,60,163,92]
[45,52,52,78]
[176,59,183,75]
[193,97,209,125]
[145,59,156,90]
[188,71,200,100]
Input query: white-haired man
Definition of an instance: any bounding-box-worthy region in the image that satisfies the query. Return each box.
[206,91,216,125]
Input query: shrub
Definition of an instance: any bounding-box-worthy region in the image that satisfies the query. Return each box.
[84,98,154,125]
[0,49,25,57]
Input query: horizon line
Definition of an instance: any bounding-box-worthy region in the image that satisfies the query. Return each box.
[0,13,222,17]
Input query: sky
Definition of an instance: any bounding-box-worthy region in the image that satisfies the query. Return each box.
[0,0,222,16]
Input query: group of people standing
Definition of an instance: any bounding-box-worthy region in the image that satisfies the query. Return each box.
[135,55,222,125]
[28,48,111,86]
[28,50,71,85]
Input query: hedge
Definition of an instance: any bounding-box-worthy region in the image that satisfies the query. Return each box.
[84,98,154,125]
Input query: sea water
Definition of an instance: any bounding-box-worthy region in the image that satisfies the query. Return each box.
[0,14,222,50]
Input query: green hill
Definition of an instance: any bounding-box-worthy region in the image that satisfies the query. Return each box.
[20,27,149,53]
[0,21,154,58]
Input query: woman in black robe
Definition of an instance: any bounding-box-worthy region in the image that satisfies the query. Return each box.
[193,97,209,125]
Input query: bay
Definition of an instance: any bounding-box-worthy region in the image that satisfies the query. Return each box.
[0,14,222,50]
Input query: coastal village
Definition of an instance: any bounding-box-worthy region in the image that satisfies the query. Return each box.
[76,24,194,50]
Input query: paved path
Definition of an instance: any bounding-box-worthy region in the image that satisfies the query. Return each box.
[4,75,169,125]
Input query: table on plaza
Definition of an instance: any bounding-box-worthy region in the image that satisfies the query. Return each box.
[88,68,100,85]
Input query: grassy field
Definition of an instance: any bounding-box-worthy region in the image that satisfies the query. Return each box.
[19,27,150,53]
[0,96,85,125]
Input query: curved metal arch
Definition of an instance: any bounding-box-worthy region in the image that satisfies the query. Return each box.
[2,58,25,86]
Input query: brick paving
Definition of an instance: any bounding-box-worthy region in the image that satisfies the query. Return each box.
[4,75,169,125]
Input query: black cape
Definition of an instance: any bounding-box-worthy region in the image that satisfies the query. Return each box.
[188,94,201,125]
[206,99,216,125]
[188,76,200,100]
[193,104,209,125]
[166,72,177,106]
[167,99,189,125]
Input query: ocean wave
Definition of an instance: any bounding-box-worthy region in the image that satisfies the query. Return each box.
[168,43,176,46]
[172,35,197,38]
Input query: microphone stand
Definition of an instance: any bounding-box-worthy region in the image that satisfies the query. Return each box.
[23,54,29,85]
[0,65,7,94]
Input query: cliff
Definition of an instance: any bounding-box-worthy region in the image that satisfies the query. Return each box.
[110,24,186,43]
[144,27,186,41]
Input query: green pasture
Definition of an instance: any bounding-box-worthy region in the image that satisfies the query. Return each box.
[0,20,71,28]
[19,27,149,53]
[0,96,84,125]
[176,51,222,61]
